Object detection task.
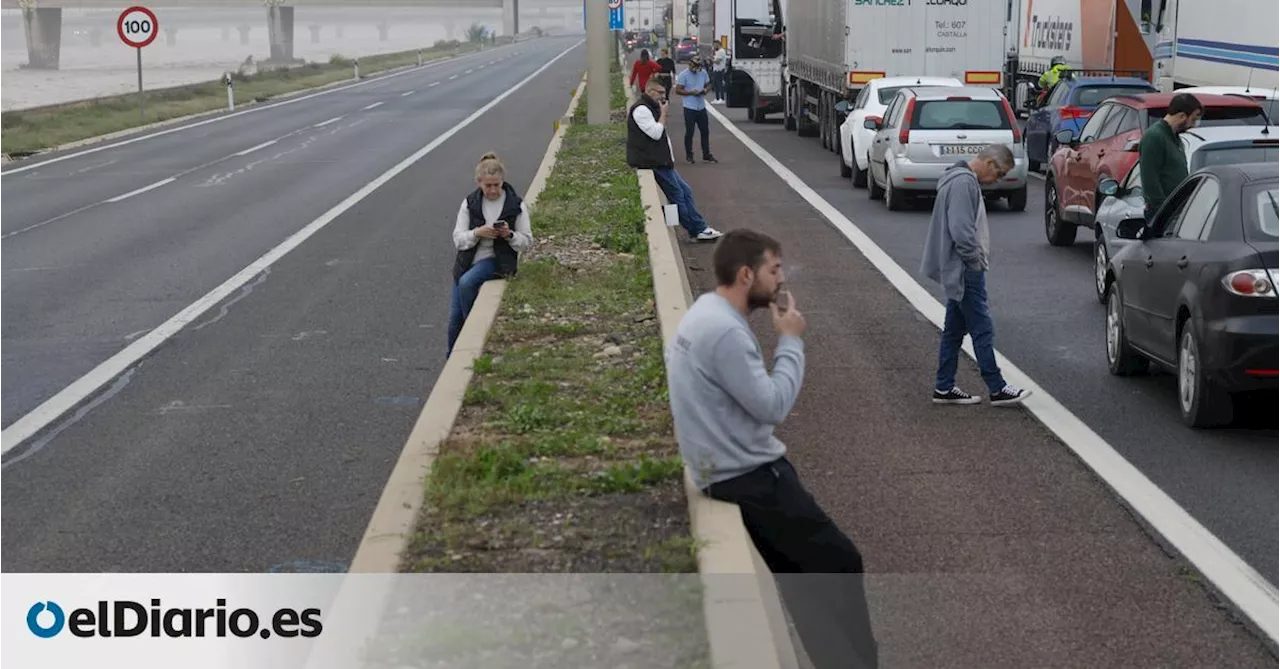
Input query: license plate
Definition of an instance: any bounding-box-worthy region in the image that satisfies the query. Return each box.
[938,144,985,155]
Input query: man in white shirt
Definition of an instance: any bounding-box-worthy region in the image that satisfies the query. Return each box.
[626,78,723,242]
[711,44,728,104]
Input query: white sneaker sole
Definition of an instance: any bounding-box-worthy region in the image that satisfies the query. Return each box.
[990,390,1033,407]
[932,397,981,405]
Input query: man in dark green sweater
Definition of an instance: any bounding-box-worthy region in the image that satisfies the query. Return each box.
[1139,93,1204,218]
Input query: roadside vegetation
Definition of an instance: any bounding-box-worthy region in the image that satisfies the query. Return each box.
[1,37,508,156]
[384,54,708,667]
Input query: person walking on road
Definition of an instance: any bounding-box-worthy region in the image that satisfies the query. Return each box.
[711,43,729,104]
[627,78,723,242]
[675,55,718,163]
[666,229,879,669]
[630,48,663,96]
[921,145,1032,407]
[447,151,534,358]
[654,48,677,99]
[1139,92,1203,217]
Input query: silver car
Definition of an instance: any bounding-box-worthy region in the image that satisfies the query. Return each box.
[864,85,1029,212]
[1092,125,1279,303]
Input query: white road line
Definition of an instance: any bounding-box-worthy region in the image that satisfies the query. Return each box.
[233,139,278,157]
[465,69,474,74]
[1,202,102,239]
[428,81,441,87]
[363,101,385,111]
[0,39,586,458]
[313,116,344,128]
[105,177,176,203]
[705,103,1280,644]
[449,74,458,80]
[1,43,530,176]
[401,90,416,97]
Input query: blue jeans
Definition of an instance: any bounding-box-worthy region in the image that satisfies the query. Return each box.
[936,268,1007,394]
[446,257,497,357]
[652,167,708,237]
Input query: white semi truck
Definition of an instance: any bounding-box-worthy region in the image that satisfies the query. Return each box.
[1150,0,1279,91]
[782,0,1008,155]
[699,0,787,122]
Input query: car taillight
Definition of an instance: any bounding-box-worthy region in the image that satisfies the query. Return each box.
[1222,269,1278,298]
[899,98,915,145]
[1059,106,1090,119]
[1001,97,1022,143]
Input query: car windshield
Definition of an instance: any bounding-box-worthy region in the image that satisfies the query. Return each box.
[912,100,1010,130]
[1247,184,1279,240]
[878,86,906,105]
[1073,85,1153,107]
[1149,105,1269,126]
[1190,144,1280,170]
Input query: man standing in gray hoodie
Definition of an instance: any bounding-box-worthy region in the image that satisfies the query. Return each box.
[920,145,1031,407]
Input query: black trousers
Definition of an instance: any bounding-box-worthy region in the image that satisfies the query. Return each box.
[683,107,711,159]
[707,457,879,669]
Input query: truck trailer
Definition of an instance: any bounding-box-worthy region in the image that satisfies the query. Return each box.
[1150,0,1279,91]
[1005,0,1154,109]
[783,0,1008,156]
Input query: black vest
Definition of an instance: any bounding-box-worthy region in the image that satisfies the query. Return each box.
[626,97,675,170]
[453,183,523,282]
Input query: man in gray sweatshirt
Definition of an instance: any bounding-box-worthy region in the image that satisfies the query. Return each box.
[920,145,1030,407]
[667,229,878,669]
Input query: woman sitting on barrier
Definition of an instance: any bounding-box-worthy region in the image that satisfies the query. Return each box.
[447,151,534,358]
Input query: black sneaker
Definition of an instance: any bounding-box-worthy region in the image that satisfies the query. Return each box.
[703,154,719,163]
[686,155,696,164]
[990,386,1032,407]
[932,387,981,405]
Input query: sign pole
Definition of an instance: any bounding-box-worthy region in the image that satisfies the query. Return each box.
[136,46,145,123]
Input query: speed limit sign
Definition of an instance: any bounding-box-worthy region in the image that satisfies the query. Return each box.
[608,0,622,8]
[117,5,158,48]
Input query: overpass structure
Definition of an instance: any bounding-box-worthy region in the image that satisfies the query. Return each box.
[6,0,586,69]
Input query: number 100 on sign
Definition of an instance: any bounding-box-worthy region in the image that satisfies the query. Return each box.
[117,6,158,48]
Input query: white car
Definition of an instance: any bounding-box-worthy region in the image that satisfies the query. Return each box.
[837,76,962,188]
[1177,86,1278,124]
[1092,125,1280,302]
[865,85,1029,211]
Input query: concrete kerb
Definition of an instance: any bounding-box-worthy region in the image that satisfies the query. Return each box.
[1,41,506,163]
[620,48,804,669]
[297,74,587,669]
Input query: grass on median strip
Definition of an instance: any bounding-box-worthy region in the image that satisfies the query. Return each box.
[0,38,504,156]
[402,53,698,577]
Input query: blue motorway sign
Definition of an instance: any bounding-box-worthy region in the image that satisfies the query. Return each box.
[608,0,624,31]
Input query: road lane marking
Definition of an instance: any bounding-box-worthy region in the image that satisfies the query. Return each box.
[2,203,103,239]
[448,74,458,80]
[233,139,278,156]
[429,81,440,87]
[465,69,474,74]
[0,41,542,176]
[0,39,585,459]
[362,102,385,111]
[313,116,345,128]
[70,159,119,175]
[105,177,176,203]
[401,90,415,97]
[705,102,1280,644]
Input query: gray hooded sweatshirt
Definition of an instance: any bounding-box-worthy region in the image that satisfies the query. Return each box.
[920,160,990,302]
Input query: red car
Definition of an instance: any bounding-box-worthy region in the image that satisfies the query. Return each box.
[1044,92,1270,246]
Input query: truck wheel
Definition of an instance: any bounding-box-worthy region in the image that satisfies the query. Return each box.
[752,90,767,124]
[1044,177,1077,246]
[1006,185,1028,212]
[819,94,830,149]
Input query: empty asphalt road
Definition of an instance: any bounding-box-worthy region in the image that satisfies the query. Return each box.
[1,35,586,571]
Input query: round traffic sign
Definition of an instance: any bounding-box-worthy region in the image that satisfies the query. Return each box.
[608,0,622,8]
[117,6,158,48]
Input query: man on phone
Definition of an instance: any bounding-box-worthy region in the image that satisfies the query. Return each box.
[666,229,878,669]
[627,78,723,241]
[675,55,717,164]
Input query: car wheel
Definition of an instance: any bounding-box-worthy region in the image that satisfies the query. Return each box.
[838,137,852,178]
[1094,236,1110,304]
[1007,185,1028,212]
[868,161,885,200]
[853,165,868,188]
[885,173,906,210]
[1106,288,1148,376]
[1178,325,1233,428]
[1044,177,1077,246]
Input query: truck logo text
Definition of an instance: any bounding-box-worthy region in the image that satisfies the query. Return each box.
[1024,13,1073,52]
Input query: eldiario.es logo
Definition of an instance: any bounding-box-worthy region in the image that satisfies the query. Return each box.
[27,599,323,639]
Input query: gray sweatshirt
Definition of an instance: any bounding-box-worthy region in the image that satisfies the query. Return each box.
[665,292,805,490]
[920,161,990,302]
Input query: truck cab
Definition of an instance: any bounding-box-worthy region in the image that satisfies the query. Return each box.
[722,0,786,122]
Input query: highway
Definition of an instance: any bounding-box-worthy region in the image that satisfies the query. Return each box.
[1,35,586,571]
[701,102,1279,587]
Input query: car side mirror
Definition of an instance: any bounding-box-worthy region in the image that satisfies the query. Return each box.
[1054,128,1076,146]
[1098,177,1121,197]
[863,116,882,130]
[835,100,851,114]
[1123,138,1141,152]
[1115,216,1148,240]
